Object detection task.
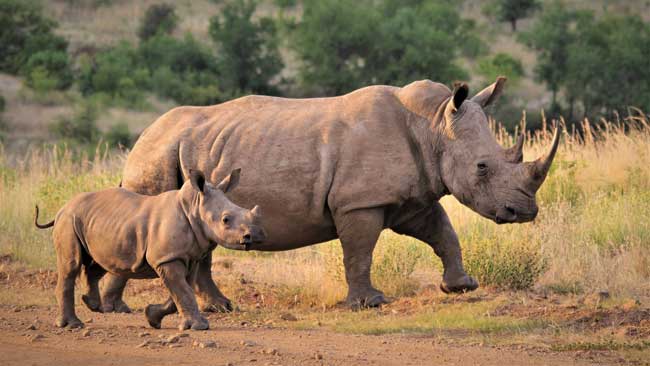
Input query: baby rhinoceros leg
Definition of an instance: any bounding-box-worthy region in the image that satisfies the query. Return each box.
[155,261,209,331]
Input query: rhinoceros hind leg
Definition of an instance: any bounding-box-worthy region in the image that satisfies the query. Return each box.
[336,208,389,310]
[194,252,233,313]
[99,273,132,313]
[145,297,177,329]
[81,264,106,313]
[54,230,84,328]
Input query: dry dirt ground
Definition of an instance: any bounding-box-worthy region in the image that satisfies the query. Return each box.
[1,257,648,366]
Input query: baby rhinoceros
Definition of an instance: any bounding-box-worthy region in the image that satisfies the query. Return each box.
[35,169,265,330]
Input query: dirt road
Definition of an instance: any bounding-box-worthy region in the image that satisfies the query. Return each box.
[0,304,609,366]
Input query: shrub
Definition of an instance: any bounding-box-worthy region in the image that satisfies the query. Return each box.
[291,0,478,95]
[138,3,178,41]
[0,0,72,88]
[477,53,524,85]
[209,0,284,95]
[105,123,132,148]
[49,102,101,144]
[462,235,546,290]
[23,50,74,91]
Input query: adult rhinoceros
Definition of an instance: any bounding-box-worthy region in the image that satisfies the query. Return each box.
[98,77,559,311]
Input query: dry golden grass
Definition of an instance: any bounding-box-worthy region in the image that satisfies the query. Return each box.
[1,113,649,309]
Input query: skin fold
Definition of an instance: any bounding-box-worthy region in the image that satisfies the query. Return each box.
[100,77,559,310]
[35,169,265,330]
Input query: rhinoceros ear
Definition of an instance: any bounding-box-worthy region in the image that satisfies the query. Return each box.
[216,168,241,193]
[189,169,206,194]
[471,76,506,108]
[449,82,469,112]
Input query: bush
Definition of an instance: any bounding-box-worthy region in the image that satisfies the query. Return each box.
[291,0,478,95]
[138,3,178,41]
[209,0,284,95]
[477,53,524,86]
[23,50,74,91]
[0,95,6,141]
[0,0,72,88]
[462,232,546,290]
[49,102,101,144]
[105,122,133,148]
[77,42,147,107]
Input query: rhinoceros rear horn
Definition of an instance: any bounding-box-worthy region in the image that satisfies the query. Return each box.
[505,133,525,163]
[526,128,561,191]
[217,168,241,193]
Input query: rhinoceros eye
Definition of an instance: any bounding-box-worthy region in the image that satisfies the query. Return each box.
[222,215,231,225]
[477,162,489,176]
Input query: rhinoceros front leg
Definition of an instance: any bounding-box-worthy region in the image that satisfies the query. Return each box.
[394,202,478,293]
[193,252,233,312]
[155,260,209,331]
[335,208,388,309]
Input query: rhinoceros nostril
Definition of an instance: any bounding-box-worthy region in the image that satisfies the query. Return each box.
[243,233,252,242]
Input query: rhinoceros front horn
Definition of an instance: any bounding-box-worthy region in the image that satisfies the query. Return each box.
[526,128,561,191]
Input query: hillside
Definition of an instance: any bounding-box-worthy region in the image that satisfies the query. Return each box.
[1,0,649,146]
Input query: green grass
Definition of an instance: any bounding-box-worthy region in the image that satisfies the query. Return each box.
[292,300,544,336]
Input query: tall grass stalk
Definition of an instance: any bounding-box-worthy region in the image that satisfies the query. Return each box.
[1,113,649,303]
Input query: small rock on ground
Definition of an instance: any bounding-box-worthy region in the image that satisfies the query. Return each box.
[280,313,297,321]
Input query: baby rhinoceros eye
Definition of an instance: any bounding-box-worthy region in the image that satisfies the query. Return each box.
[222,215,231,225]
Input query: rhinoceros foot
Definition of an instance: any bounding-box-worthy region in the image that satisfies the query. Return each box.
[178,316,209,331]
[440,274,479,294]
[347,289,390,310]
[81,294,102,313]
[198,296,233,313]
[100,299,132,314]
[55,315,84,329]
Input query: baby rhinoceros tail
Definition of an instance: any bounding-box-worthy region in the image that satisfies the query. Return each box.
[34,205,55,229]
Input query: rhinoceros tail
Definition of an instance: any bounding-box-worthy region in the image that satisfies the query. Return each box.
[34,205,55,229]
[118,180,122,188]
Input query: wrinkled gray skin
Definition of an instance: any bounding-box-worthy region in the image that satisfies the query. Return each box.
[101,77,560,311]
[35,169,266,330]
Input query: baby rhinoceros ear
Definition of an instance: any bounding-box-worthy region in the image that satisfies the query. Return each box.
[189,169,206,194]
[216,168,241,193]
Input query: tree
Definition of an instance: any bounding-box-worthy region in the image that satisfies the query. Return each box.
[477,53,524,86]
[137,3,178,41]
[566,14,650,118]
[0,0,73,90]
[490,0,540,32]
[209,0,284,95]
[290,0,477,95]
[519,1,575,114]
[290,0,378,95]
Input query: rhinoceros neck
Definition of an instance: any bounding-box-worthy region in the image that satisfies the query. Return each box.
[178,188,215,254]
[401,98,450,201]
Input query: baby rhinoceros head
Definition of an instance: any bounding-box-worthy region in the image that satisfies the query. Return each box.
[188,169,266,251]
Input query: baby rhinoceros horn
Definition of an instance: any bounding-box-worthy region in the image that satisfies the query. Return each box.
[525,128,561,192]
[250,205,261,218]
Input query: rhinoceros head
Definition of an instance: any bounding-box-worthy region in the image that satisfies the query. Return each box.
[437,77,560,224]
[189,169,266,249]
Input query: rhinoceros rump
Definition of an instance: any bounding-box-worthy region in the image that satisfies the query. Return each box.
[100,77,559,310]
[36,169,265,329]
